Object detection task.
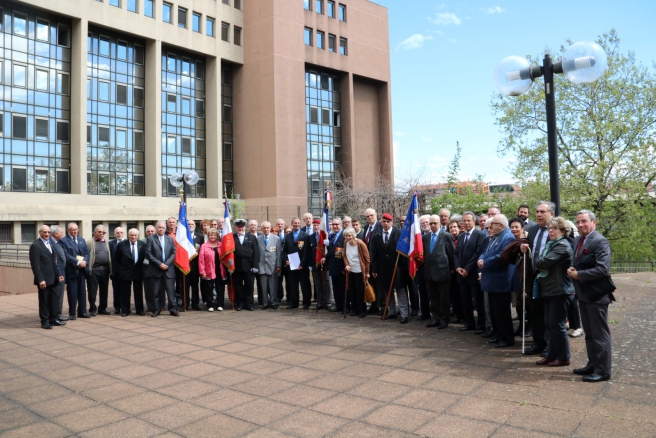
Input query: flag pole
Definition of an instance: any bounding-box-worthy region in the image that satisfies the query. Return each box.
[382,253,400,320]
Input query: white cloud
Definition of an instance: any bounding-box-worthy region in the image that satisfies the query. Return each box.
[485,6,505,14]
[396,34,433,51]
[429,12,462,26]
[449,38,456,44]
[421,137,433,143]
[427,29,445,36]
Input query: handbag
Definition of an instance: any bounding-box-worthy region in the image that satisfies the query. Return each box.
[582,275,616,302]
[364,281,375,303]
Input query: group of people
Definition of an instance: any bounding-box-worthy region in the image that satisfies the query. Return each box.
[29,201,614,382]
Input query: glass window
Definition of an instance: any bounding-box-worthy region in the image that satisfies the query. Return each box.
[182,58,190,75]
[117,41,128,60]
[36,70,49,91]
[234,26,242,46]
[98,174,110,194]
[57,73,69,95]
[221,22,229,41]
[87,124,91,144]
[13,116,27,139]
[99,37,110,57]
[134,45,144,64]
[316,0,323,14]
[127,0,137,13]
[162,2,172,23]
[234,0,242,10]
[182,97,191,115]
[0,114,3,135]
[13,168,27,191]
[134,175,144,195]
[109,0,120,7]
[57,24,70,47]
[304,28,312,46]
[310,107,318,124]
[116,84,128,105]
[167,94,176,112]
[36,19,49,42]
[178,7,187,28]
[14,13,27,36]
[116,129,127,148]
[56,171,69,193]
[99,127,110,147]
[317,31,324,49]
[167,54,176,71]
[99,81,110,101]
[197,139,205,157]
[222,0,229,4]
[134,131,144,151]
[338,4,346,21]
[223,104,232,123]
[206,18,214,37]
[304,0,311,11]
[144,0,154,17]
[196,61,205,79]
[36,119,49,141]
[133,87,144,107]
[340,37,347,55]
[328,34,336,52]
[223,142,233,160]
[327,1,335,18]
[196,100,205,118]
[182,137,191,154]
[13,64,26,87]
[192,13,201,32]
[57,121,69,143]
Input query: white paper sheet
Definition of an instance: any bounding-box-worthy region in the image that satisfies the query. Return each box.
[288,253,301,270]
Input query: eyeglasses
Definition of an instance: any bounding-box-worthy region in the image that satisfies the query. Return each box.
[548,226,560,231]
[331,224,340,227]
[429,222,438,225]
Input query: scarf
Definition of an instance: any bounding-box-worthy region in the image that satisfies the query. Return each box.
[536,235,565,279]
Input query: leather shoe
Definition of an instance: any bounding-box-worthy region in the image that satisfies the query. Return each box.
[536,357,553,365]
[79,313,91,318]
[303,306,310,310]
[271,305,278,309]
[261,305,268,310]
[58,316,69,321]
[487,338,498,343]
[523,344,546,355]
[573,366,594,376]
[329,307,340,312]
[426,319,440,328]
[151,310,160,317]
[411,310,419,316]
[459,326,475,332]
[52,320,66,326]
[121,313,128,317]
[547,359,571,367]
[473,329,484,335]
[68,315,77,320]
[316,305,325,310]
[113,310,120,315]
[386,314,397,320]
[136,311,146,316]
[89,310,97,316]
[495,342,514,348]
[359,313,367,318]
[235,306,243,311]
[400,317,409,324]
[42,324,52,329]
[99,309,110,315]
[582,373,610,383]
[481,329,496,338]
[437,323,448,329]
[170,310,180,316]
[247,306,254,311]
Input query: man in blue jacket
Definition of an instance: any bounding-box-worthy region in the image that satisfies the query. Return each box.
[60,222,91,319]
[478,214,516,348]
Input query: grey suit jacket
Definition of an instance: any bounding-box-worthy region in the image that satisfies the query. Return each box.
[572,230,612,304]
[144,234,176,278]
[257,233,283,276]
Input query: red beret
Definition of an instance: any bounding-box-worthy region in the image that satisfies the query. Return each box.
[312,219,321,224]
[382,213,393,221]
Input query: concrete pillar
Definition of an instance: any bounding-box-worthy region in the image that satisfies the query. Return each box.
[145,40,162,197]
[70,18,88,195]
[340,72,356,179]
[12,222,21,245]
[205,56,223,199]
[378,82,393,184]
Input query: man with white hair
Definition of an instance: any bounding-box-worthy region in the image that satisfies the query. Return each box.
[415,214,432,320]
[115,228,147,316]
[438,208,451,233]
[87,225,112,316]
[49,225,68,323]
[362,208,383,313]
[422,214,455,329]
[144,220,178,316]
[109,227,125,314]
[302,213,314,235]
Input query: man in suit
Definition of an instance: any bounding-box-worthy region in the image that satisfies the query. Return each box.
[370,213,401,320]
[233,218,260,311]
[49,225,68,323]
[185,219,204,310]
[274,218,287,303]
[109,227,125,314]
[302,213,314,236]
[30,225,65,329]
[144,220,178,316]
[517,204,537,234]
[257,221,282,309]
[520,201,554,354]
[415,215,432,320]
[478,214,516,347]
[362,208,382,314]
[438,209,451,233]
[308,219,327,310]
[322,218,345,312]
[87,225,112,316]
[282,217,312,309]
[115,228,146,316]
[567,210,613,382]
[249,219,264,304]
[61,222,90,319]
[422,214,455,329]
[352,219,364,240]
[398,216,419,318]
[455,211,487,333]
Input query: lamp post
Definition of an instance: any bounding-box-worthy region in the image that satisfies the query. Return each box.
[494,41,608,215]
[169,170,200,203]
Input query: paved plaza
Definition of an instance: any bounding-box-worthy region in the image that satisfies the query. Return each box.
[1,272,656,437]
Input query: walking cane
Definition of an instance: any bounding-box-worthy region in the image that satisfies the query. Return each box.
[343,271,349,319]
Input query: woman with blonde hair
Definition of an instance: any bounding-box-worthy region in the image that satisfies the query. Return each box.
[198,228,226,311]
[342,227,370,318]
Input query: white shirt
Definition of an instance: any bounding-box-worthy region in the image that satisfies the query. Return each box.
[346,243,361,273]
[40,238,52,253]
[238,234,245,245]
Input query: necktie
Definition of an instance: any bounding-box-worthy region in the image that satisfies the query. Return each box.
[160,237,165,262]
[533,228,545,270]
[430,233,437,253]
[45,240,52,253]
[464,232,470,246]
[442,226,446,232]
[576,236,586,258]
[131,243,137,263]
[265,236,269,246]
[365,228,371,244]
[383,231,388,245]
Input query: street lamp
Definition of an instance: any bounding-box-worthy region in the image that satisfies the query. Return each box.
[494,41,607,215]
[169,170,200,202]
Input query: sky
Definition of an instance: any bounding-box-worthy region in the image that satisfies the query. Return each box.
[386,0,656,186]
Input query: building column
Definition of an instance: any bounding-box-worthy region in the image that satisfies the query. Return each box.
[70,18,88,195]
[12,222,21,245]
[378,82,393,184]
[145,40,162,197]
[205,57,223,199]
[340,72,356,179]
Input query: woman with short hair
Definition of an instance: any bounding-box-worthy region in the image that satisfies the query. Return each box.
[198,228,226,311]
[342,227,370,318]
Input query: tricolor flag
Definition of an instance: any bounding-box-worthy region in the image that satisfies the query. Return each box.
[316,187,332,267]
[220,199,235,273]
[396,191,424,278]
[174,202,197,274]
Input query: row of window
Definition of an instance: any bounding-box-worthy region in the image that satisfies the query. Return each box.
[1,62,70,94]
[1,114,69,143]
[304,0,347,21]
[0,9,71,47]
[0,167,69,193]
[304,28,347,55]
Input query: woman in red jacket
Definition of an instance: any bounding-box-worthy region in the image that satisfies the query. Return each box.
[198,228,226,311]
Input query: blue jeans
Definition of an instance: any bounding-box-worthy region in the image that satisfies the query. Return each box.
[544,294,571,361]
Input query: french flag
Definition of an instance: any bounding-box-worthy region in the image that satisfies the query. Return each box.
[174,202,197,274]
[316,187,331,267]
[396,191,424,278]
[220,199,235,273]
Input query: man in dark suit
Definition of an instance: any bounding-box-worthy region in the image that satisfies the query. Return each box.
[370,213,400,320]
[455,211,487,333]
[308,219,327,310]
[567,210,613,382]
[398,215,419,317]
[517,204,537,234]
[422,214,455,329]
[29,225,65,329]
[49,225,68,323]
[415,215,432,320]
[185,219,204,310]
[322,218,345,312]
[362,208,382,313]
[60,222,90,319]
[109,227,125,314]
[87,225,112,316]
[249,219,264,305]
[233,218,260,311]
[352,219,365,240]
[302,213,314,236]
[144,220,178,316]
[282,217,312,309]
[115,228,146,316]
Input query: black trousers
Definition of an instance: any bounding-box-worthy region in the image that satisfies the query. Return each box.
[119,280,144,314]
[144,276,176,312]
[566,293,581,330]
[488,292,514,345]
[530,295,546,347]
[415,268,430,317]
[175,267,184,308]
[450,273,463,321]
[331,274,346,311]
[287,269,311,307]
[88,267,110,312]
[426,279,450,324]
[181,268,200,308]
[579,300,612,375]
[312,269,326,307]
[459,278,486,330]
[111,276,121,312]
[200,278,221,307]
[277,272,285,302]
[376,269,396,313]
[66,271,87,316]
[38,284,60,324]
[348,272,366,315]
[233,271,254,308]
[398,269,419,313]
[55,282,65,319]
[544,294,571,361]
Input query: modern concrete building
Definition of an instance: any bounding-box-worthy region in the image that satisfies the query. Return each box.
[0,0,392,243]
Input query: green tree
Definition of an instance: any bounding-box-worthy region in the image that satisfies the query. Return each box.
[491,30,656,260]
